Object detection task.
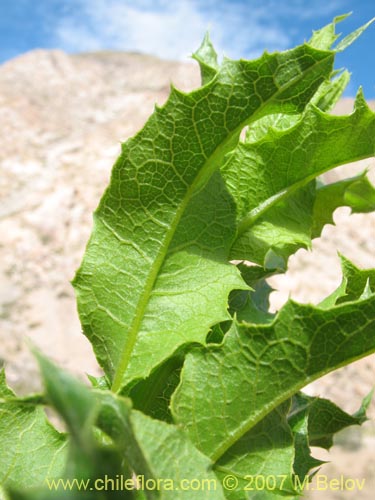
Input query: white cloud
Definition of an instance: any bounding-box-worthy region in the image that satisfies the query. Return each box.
[53,0,293,61]
[55,0,208,59]
[52,0,351,61]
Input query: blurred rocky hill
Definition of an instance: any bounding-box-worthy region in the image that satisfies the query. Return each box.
[0,49,374,498]
[0,49,200,384]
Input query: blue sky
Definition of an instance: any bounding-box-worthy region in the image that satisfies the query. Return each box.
[0,0,374,97]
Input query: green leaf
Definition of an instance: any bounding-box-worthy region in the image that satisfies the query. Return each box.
[310,70,350,112]
[232,182,316,268]
[73,35,338,393]
[337,255,375,303]
[309,14,375,54]
[308,14,350,50]
[34,351,97,450]
[288,396,325,481]
[0,369,67,491]
[320,255,375,307]
[233,170,375,271]
[94,393,158,500]
[335,17,375,52]
[34,353,130,498]
[245,69,350,144]
[228,263,275,324]
[243,20,351,148]
[21,356,225,499]
[3,16,375,500]
[96,392,226,499]
[171,274,375,463]
[225,92,375,265]
[129,411,226,499]
[192,32,219,85]
[129,353,184,422]
[312,172,375,237]
[290,391,370,451]
[215,402,297,499]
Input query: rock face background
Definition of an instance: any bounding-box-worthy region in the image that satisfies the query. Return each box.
[0,50,374,498]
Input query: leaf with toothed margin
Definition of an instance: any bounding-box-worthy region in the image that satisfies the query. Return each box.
[310,70,350,112]
[171,269,375,464]
[289,391,371,452]
[320,254,375,308]
[228,169,375,271]
[228,263,276,324]
[2,15,375,500]
[336,255,375,303]
[30,355,226,500]
[231,181,316,269]
[197,18,351,146]
[312,172,375,237]
[288,396,326,482]
[96,393,226,500]
[245,69,350,144]
[309,14,375,53]
[33,352,133,499]
[214,401,299,499]
[192,33,219,85]
[0,369,68,492]
[73,30,340,394]
[14,352,225,500]
[309,13,351,50]
[224,91,375,267]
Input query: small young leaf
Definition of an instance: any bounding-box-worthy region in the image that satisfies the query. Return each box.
[290,391,370,450]
[309,14,350,50]
[321,255,375,308]
[289,404,325,483]
[336,255,375,303]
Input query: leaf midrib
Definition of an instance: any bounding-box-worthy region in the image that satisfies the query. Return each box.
[110,50,334,393]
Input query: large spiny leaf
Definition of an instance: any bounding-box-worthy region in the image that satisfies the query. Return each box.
[73,38,337,392]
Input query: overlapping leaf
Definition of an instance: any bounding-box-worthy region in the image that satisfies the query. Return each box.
[289,391,370,452]
[171,270,375,463]
[311,173,375,237]
[224,92,375,266]
[32,357,225,500]
[98,401,226,500]
[214,402,298,499]
[27,353,132,500]
[288,399,324,484]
